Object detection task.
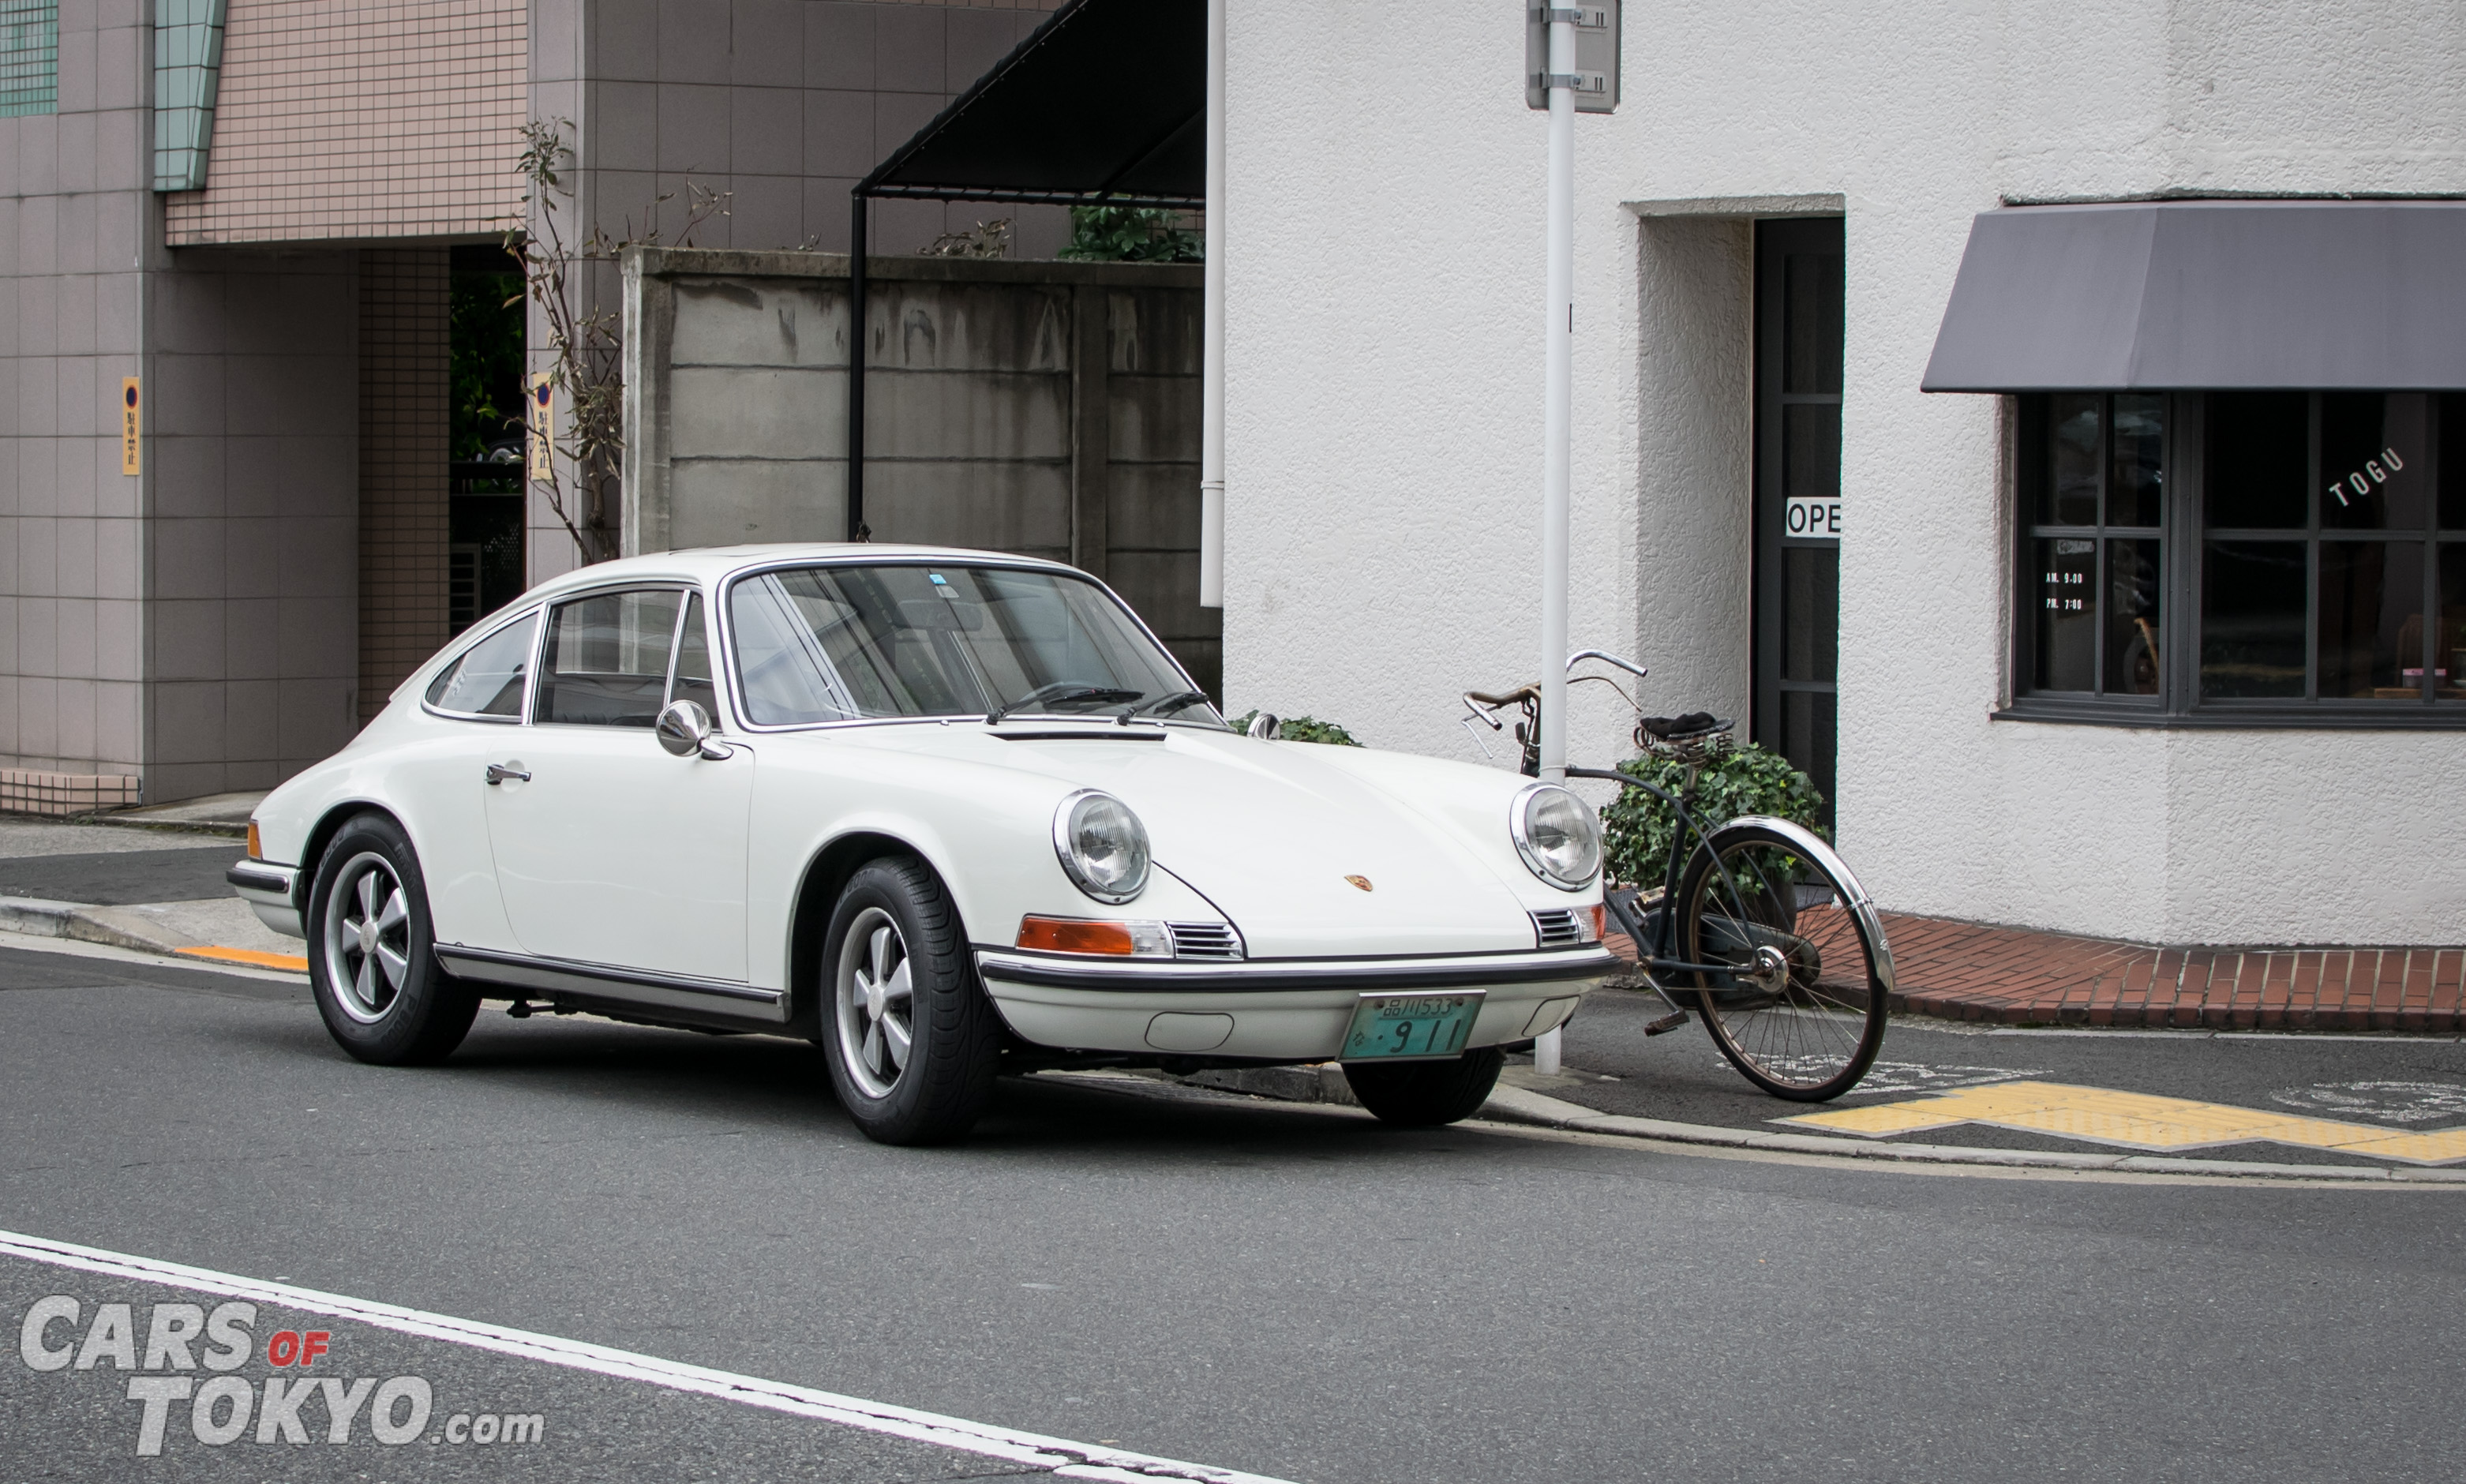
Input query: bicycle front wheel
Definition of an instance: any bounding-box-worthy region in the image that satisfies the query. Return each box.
[1672,819,1891,1101]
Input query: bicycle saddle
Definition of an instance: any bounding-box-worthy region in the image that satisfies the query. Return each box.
[1636,711,1731,743]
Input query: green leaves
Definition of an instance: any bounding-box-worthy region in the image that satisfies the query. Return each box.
[1223,711,1362,746]
[1598,744,1827,888]
[1055,206,1203,264]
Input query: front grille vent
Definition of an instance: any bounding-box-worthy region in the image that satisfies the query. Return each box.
[1531,909,1585,948]
[1167,921,1245,960]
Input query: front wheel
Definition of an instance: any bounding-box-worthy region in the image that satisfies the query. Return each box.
[819,856,1003,1145]
[1672,819,1891,1101]
[1344,1047,1505,1127]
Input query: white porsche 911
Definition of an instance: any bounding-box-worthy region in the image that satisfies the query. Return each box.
[227,545,1615,1143]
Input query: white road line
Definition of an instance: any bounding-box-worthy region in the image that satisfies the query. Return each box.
[0,1229,1295,1484]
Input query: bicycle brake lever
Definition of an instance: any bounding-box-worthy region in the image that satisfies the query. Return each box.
[1457,714,1499,760]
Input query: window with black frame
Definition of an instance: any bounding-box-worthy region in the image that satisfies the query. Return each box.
[2012,392,2466,721]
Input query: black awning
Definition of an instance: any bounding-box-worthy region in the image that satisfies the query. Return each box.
[1921,200,2466,392]
[859,0,1204,208]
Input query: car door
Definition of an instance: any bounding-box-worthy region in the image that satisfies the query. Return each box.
[480,586,756,983]
[396,605,540,954]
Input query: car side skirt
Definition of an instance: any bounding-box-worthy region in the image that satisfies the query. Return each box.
[433,945,789,1024]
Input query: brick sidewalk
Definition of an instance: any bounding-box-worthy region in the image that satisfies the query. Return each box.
[1608,915,2466,1032]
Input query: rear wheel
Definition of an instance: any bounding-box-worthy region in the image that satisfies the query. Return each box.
[820,856,1002,1145]
[1344,1047,1505,1127]
[1673,820,1889,1101]
[307,814,478,1066]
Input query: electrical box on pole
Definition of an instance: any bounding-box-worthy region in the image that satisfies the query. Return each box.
[1525,2,1618,113]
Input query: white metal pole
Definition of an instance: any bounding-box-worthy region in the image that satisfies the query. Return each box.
[1533,8,1575,1078]
[1198,0,1227,609]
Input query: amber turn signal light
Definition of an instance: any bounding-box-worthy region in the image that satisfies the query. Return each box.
[1016,916,1173,957]
[246,821,263,861]
[1017,916,1137,955]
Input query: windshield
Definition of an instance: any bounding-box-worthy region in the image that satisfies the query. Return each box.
[727,564,1221,727]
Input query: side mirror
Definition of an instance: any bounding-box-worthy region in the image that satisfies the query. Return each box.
[656,699,735,760]
[1245,712,1281,740]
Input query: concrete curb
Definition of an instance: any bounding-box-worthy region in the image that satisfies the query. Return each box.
[0,895,207,957]
[1475,1084,2466,1184]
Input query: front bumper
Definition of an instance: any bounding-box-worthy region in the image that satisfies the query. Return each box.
[973,946,1616,1061]
[227,861,303,939]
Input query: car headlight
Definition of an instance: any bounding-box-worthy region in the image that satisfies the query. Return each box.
[1053,790,1151,904]
[1511,782,1601,890]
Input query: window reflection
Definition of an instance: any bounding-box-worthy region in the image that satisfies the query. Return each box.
[2318,542,2425,698]
[2105,538,2161,695]
[2108,394,2164,527]
[2047,393,2100,526]
[2206,392,2308,530]
[2201,542,2307,698]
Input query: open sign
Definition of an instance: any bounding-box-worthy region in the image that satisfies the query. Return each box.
[1786,497,1842,538]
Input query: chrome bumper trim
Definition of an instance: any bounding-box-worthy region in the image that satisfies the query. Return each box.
[973,946,1617,995]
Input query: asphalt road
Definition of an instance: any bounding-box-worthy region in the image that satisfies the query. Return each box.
[1548,986,2466,1168]
[3,945,2462,1482]
[0,846,243,905]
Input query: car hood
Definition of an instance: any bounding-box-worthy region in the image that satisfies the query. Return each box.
[883,725,1546,958]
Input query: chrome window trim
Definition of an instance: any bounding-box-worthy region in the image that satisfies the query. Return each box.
[419,605,545,725]
[713,554,1219,736]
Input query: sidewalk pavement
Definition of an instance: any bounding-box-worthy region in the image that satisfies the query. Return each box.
[1608,914,2466,1032]
[0,811,303,972]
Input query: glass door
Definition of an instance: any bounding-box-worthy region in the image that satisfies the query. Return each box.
[1752,217,1843,830]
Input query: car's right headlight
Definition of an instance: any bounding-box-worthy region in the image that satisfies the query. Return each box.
[1053,790,1152,904]
[1511,782,1602,891]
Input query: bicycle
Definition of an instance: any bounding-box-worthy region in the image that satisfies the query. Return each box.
[1462,652,1897,1101]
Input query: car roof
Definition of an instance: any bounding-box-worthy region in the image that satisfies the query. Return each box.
[516,544,1082,603]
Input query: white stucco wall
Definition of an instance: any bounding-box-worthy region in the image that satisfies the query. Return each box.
[1221,0,2466,947]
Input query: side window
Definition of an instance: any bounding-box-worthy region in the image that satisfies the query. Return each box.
[668,594,719,720]
[424,612,538,718]
[538,589,684,728]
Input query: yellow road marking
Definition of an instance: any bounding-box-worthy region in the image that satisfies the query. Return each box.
[1778,1081,2466,1166]
[174,946,309,973]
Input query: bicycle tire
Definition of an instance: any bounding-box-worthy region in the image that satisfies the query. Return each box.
[1672,819,1891,1101]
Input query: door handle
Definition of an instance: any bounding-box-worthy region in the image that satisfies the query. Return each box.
[484,763,530,785]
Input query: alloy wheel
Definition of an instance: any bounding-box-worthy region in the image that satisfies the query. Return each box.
[836,907,915,1099]
[323,851,412,1024]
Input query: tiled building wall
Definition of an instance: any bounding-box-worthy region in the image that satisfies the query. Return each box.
[163,0,527,245]
[0,0,148,786]
[356,246,449,722]
[144,249,362,803]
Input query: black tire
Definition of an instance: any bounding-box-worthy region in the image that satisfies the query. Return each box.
[819,856,1002,1145]
[306,813,478,1066]
[1673,820,1889,1101]
[1344,1047,1506,1127]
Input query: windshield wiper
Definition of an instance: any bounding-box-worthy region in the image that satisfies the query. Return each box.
[986,684,1142,725]
[1130,690,1214,719]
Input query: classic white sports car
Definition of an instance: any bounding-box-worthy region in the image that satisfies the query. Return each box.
[228,545,1614,1143]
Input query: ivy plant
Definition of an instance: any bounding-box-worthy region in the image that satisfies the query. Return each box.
[1057,206,1203,263]
[1598,743,1826,887]
[1223,710,1362,747]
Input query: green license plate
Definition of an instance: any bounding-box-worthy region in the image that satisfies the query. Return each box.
[1340,991,1486,1062]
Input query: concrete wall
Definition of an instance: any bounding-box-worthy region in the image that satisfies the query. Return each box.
[1224,0,2466,947]
[623,246,1220,696]
[523,0,1076,586]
